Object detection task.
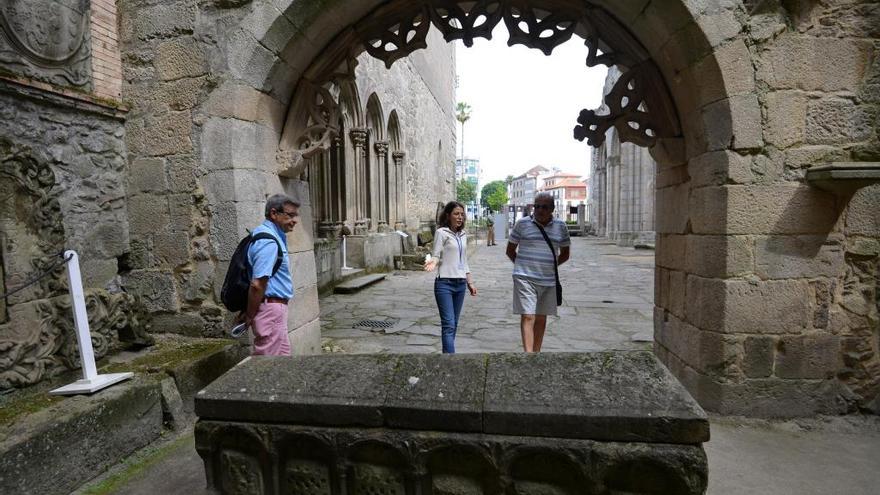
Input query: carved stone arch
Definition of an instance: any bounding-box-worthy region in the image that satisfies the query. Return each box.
[387,110,402,152]
[339,79,364,129]
[365,93,385,141]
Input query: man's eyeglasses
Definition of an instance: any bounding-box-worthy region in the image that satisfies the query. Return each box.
[275,209,299,218]
[534,204,553,210]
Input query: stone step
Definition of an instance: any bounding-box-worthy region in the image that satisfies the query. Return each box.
[333,273,387,294]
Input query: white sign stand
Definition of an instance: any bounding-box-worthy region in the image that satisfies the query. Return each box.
[341,235,351,270]
[50,250,133,396]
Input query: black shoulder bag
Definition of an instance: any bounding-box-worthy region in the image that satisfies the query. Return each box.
[533,220,563,306]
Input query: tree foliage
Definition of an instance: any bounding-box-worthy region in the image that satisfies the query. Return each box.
[456,179,477,204]
[481,180,509,212]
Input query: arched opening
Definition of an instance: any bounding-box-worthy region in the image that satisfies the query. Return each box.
[191,0,877,416]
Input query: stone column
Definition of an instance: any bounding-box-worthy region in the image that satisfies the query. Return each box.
[374,141,389,232]
[392,151,406,230]
[349,128,369,234]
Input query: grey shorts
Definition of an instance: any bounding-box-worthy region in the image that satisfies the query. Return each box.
[512,275,557,316]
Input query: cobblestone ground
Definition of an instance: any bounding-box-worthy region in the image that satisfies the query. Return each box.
[320,237,655,354]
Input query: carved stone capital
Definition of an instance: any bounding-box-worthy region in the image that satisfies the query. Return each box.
[392,151,406,164]
[374,141,389,157]
[350,128,368,149]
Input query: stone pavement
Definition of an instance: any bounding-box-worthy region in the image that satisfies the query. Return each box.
[320,237,655,354]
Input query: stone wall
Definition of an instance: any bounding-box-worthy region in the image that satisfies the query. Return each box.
[641,0,880,416]
[354,29,457,227]
[0,0,142,390]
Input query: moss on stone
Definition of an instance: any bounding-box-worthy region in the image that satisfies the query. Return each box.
[100,338,232,376]
[0,391,63,427]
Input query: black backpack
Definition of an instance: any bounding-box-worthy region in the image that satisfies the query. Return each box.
[220,232,283,312]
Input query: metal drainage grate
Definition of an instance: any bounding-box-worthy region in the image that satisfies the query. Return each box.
[354,318,399,329]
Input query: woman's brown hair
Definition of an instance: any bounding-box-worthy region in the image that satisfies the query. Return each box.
[438,201,466,232]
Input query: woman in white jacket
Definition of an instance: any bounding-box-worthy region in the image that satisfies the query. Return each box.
[425,201,478,353]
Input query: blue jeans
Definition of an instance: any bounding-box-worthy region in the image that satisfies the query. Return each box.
[434,278,467,354]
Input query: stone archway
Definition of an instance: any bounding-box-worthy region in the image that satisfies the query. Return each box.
[119,0,879,416]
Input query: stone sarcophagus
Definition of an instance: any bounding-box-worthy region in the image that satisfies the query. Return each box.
[195,352,709,494]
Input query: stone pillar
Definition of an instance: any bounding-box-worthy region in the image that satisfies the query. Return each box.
[349,128,369,234]
[392,151,406,230]
[374,141,389,232]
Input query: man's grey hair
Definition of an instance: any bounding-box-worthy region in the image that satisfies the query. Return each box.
[264,193,300,218]
[534,192,554,205]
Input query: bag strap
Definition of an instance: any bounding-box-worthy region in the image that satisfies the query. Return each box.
[533,219,560,287]
[251,232,283,275]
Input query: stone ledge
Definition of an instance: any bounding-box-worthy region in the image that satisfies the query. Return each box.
[806,162,880,195]
[195,351,709,444]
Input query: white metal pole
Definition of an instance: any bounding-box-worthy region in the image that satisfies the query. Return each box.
[66,250,98,380]
[342,235,350,270]
[50,250,133,395]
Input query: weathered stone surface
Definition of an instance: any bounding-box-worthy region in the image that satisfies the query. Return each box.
[686,235,754,278]
[686,276,811,334]
[195,354,397,426]
[122,1,197,41]
[743,335,775,378]
[764,90,808,149]
[757,35,872,92]
[806,97,875,145]
[688,149,752,186]
[203,83,287,127]
[155,38,208,81]
[691,185,839,235]
[0,380,163,495]
[701,94,763,151]
[130,157,168,193]
[160,377,189,431]
[845,184,880,236]
[384,353,486,432]
[754,235,846,280]
[196,352,708,444]
[195,421,708,495]
[289,284,320,330]
[483,352,709,443]
[289,317,321,355]
[153,231,192,267]
[124,269,181,312]
[775,335,842,380]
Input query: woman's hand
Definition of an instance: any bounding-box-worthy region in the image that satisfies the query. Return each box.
[424,259,439,272]
[467,281,477,296]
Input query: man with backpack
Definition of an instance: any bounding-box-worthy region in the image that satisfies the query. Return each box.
[229,194,300,356]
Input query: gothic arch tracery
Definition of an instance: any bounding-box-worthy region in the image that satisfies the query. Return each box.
[282,0,680,162]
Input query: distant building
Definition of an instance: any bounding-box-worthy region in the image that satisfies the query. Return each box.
[456,157,481,217]
[540,173,587,222]
[508,165,551,210]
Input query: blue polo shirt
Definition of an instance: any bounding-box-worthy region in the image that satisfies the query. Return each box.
[247,220,293,299]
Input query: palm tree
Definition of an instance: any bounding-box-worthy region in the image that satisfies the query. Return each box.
[455,102,472,185]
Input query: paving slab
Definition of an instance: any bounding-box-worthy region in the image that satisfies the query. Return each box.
[333,273,387,293]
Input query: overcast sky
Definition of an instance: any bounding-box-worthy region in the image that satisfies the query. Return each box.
[454,25,608,183]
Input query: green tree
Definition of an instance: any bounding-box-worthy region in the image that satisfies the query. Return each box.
[456,179,476,204]
[481,180,508,211]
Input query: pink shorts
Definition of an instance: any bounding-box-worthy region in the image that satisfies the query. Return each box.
[251,302,291,356]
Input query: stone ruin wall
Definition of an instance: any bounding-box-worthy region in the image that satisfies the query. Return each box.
[354,28,457,228]
[0,0,147,390]
[646,0,880,416]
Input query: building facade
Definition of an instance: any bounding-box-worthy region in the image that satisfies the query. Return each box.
[456,156,481,217]
[541,173,587,222]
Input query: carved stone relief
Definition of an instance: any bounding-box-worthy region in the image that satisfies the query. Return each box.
[283,0,680,156]
[0,0,92,89]
[0,137,151,390]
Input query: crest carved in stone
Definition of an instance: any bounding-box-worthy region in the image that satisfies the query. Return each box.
[0,0,92,88]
